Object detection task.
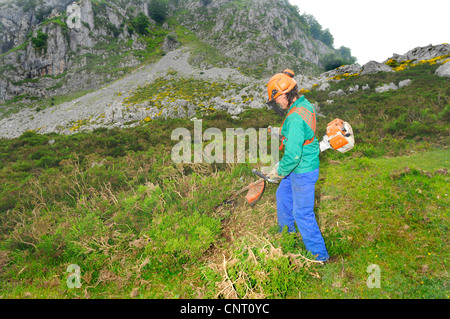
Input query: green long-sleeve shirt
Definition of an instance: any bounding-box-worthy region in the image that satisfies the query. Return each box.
[277,96,320,176]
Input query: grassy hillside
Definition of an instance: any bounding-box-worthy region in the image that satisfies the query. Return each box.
[0,62,448,299]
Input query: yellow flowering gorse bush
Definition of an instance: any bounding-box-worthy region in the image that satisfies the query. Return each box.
[387,51,450,72]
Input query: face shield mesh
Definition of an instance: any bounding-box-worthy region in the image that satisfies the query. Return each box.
[266,99,286,117]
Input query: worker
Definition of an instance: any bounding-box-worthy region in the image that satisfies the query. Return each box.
[266,69,330,262]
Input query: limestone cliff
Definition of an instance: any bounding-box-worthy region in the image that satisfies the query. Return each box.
[0,0,343,103]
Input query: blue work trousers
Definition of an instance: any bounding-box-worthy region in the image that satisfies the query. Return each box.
[276,168,329,261]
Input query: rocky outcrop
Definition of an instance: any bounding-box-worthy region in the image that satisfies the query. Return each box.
[375,82,398,93]
[0,0,73,54]
[321,64,361,79]
[435,62,450,78]
[0,48,265,139]
[386,43,450,63]
[398,79,412,88]
[175,0,337,70]
[360,61,394,75]
[22,23,70,79]
[0,0,148,101]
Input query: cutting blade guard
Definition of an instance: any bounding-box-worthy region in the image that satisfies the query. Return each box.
[244,179,266,206]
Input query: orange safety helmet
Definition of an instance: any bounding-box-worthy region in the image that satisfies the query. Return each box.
[267,69,297,101]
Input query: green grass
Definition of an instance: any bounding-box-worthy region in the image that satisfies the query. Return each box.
[0,108,448,299]
[197,147,449,299]
[306,148,449,298]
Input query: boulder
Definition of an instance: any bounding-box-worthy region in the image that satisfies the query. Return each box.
[162,33,180,53]
[328,89,345,97]
[337,64,362,75]
[348,84,359,93]
[435,62,450,78]
[375,82,398,93]
[361,61,394,75]
[398,79,412,88]
[317,82,330,91]
[248,100,265,109]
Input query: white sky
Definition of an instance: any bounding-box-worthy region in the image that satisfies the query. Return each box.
[289,0,450,65]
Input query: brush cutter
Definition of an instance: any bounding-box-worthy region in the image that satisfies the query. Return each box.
[269,118,355,154]
[241,118,355,206]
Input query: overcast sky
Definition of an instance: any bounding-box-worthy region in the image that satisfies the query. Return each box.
[290,0,449,65]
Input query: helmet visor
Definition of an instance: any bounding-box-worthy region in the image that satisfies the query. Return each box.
[266,99,286,117]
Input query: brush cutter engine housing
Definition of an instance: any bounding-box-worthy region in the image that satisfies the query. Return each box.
[319,118,354,153]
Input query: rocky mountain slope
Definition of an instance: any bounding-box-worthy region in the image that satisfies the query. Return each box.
[0,0,449,140]
[173,0,335,68]
[0,0,345,102]
[0,47,258,138]
[0,40,449,139]
[0,0,149,102]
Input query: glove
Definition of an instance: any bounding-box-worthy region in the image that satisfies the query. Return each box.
[267,164,284,182]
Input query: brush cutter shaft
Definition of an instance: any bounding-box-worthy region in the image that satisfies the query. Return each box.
[268,119,355,154]
[245,119,354,207]
[252,169,279,183]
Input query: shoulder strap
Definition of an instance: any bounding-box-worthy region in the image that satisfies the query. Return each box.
[279,105,316,148]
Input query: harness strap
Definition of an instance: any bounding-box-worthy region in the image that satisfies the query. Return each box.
[279,105,316,150]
